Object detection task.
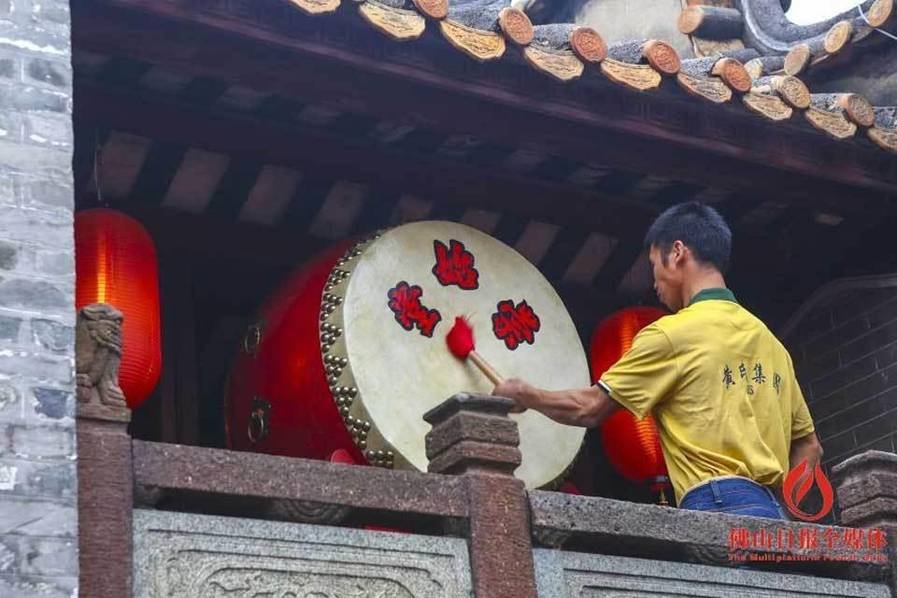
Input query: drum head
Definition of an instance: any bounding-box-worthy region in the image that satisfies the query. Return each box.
[329,221,589,488]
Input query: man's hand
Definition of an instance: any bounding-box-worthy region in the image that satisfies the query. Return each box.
[789,433,823,481]
[493,378,536,413]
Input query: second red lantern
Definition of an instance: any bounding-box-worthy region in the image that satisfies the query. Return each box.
[590,307,671,497]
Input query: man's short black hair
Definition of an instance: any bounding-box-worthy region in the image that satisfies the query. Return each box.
[643,202,732,272]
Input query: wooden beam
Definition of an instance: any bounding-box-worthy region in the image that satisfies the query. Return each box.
[74,80,657,237]
[112,203,328,267]
[72,0,897,209]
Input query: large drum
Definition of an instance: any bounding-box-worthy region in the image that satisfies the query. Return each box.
[225,221,589,488]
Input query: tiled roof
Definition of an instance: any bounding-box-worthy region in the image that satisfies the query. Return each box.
[268,0,897,152]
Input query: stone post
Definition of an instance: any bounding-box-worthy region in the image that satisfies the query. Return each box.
[424,393,537,598]
[831,450,897,595]
[75,304,133,596]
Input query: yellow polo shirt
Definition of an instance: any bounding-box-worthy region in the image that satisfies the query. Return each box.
[599,288,815,504]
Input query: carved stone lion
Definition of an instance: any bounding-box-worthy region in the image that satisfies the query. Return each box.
[76,303,127,408]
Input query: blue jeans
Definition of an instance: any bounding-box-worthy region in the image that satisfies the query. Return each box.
[679,477,788,520]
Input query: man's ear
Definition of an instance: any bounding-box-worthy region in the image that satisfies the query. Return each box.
[671,240,686,266]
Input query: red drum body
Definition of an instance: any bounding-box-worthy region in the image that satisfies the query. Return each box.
[226,221,589,487]
[226,242,365,464]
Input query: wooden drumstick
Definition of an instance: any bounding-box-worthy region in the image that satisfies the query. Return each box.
[446,316,504,385]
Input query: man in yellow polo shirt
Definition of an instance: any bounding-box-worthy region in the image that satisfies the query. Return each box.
[494,202,823,519]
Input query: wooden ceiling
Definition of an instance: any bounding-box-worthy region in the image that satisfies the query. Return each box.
[71,0,897,333]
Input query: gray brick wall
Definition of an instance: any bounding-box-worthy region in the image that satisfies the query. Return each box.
[0,0,77,596]
[785,285,897,471]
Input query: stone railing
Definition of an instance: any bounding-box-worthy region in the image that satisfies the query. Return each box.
[75,306,897,597]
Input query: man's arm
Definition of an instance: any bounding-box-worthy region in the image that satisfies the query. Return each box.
[493,378,621,427]
[494,322,674,426]
[786,353,821,481]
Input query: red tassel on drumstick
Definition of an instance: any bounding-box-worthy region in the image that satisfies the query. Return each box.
[446,316,504,385]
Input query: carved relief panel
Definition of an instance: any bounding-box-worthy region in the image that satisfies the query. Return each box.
[133,510,472,597]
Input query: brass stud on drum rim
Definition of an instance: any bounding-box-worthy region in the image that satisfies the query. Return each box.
[319,239,402,473]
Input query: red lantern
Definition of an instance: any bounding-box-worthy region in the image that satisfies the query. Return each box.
[590,307,670,499]
[75,209,162,409]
